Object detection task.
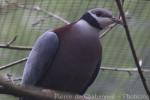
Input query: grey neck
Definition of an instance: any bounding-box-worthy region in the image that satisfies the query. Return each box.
[75,20,100,34]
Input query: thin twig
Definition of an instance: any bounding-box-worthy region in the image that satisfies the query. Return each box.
[99,23,118,39]
[32,16,50,26]
[0,44,32,50]
[6,36,17,47]
[0,76,88,100]
[0,35,32,50]
[40,8,70,24]
[101,66,150,72]
[115,0,150,99]
[17,5,70,25]
[0,57,27,70]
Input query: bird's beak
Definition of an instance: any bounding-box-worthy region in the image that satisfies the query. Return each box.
[111,17,123,25]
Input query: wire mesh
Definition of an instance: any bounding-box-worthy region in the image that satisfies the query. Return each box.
[0,0,150,100]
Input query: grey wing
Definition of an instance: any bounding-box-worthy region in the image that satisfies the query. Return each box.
[21,31,59,85]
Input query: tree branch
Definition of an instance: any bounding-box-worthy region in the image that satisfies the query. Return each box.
[0,35,32,50]
[5,35,17,47]
[0,44,32,50]
[17,5,70,25]
[0,57,27,70]
[101,66,150,72]
[39,8,70,24]
[0,76,88,100]
[32,15,50,26]
[99,23,118,39]
[115,0,150,98]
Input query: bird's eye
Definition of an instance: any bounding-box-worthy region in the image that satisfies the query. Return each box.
[96,13,102,17]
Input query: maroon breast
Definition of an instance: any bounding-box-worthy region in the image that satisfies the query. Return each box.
[41,23,102,93]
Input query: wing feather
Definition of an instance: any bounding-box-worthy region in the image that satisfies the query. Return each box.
[21,31,59,85]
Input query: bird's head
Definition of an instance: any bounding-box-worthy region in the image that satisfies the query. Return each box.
[81,8,122,29]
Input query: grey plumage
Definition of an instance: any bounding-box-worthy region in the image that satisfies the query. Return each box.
[21,8,121,100]
[22,31,59,85]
